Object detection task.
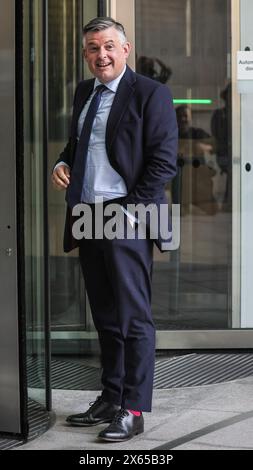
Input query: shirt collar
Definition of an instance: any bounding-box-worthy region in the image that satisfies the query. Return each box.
[94,65,126,93]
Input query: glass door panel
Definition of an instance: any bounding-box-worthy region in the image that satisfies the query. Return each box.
[135,0,232,330]
[23,0,47,406]
[48,0,85,337]
[48,0,98,354]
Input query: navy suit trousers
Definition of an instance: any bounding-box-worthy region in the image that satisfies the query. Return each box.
[78,203,155,412]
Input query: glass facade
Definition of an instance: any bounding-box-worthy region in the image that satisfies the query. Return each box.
[23,0,100,394]
[20,0,253,380]
[136,0,232,330]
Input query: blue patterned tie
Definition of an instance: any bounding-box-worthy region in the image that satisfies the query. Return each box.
[66,84,106,208]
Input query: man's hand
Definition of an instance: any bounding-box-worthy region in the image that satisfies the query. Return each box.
[52,164,70,190]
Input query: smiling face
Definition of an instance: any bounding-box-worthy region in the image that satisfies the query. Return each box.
[83,26,131,83]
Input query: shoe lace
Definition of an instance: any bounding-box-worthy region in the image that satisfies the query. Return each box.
[88,395,103,410]
[113,408,129,424]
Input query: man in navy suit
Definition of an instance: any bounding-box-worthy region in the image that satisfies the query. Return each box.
[52,17,178,442]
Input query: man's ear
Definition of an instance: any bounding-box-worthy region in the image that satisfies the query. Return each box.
[123,42,131,59]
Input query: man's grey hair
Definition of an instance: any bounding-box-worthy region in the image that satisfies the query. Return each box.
[83,17,127,45]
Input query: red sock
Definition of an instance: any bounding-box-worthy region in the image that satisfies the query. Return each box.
[128,409,141,416]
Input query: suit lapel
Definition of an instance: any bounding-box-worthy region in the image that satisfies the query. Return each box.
[106,66,136,150]
[71,79,95,136]
[71,67,137,145]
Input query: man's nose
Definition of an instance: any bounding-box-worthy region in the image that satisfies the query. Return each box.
[97,47,107,58]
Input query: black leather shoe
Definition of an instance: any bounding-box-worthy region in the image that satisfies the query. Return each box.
[98,409,144,442]
[66,396,120,427]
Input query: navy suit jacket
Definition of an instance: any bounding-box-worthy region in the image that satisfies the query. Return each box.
[55,65,178,252]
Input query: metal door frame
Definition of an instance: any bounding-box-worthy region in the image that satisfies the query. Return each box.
[240,0,253,328]
[0,0,25,435]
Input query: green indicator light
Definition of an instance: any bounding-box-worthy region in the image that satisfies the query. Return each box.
[173,99,212,104]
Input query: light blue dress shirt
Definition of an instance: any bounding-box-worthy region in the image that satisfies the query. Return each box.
[55,65,137,225]
[78,66,127,203]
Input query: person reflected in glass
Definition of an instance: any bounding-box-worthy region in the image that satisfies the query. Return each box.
[136,55,172,84]
[176,105,217,214]
[211,83,232,207]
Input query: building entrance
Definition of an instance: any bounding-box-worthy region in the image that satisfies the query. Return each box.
[48,0,253,351]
